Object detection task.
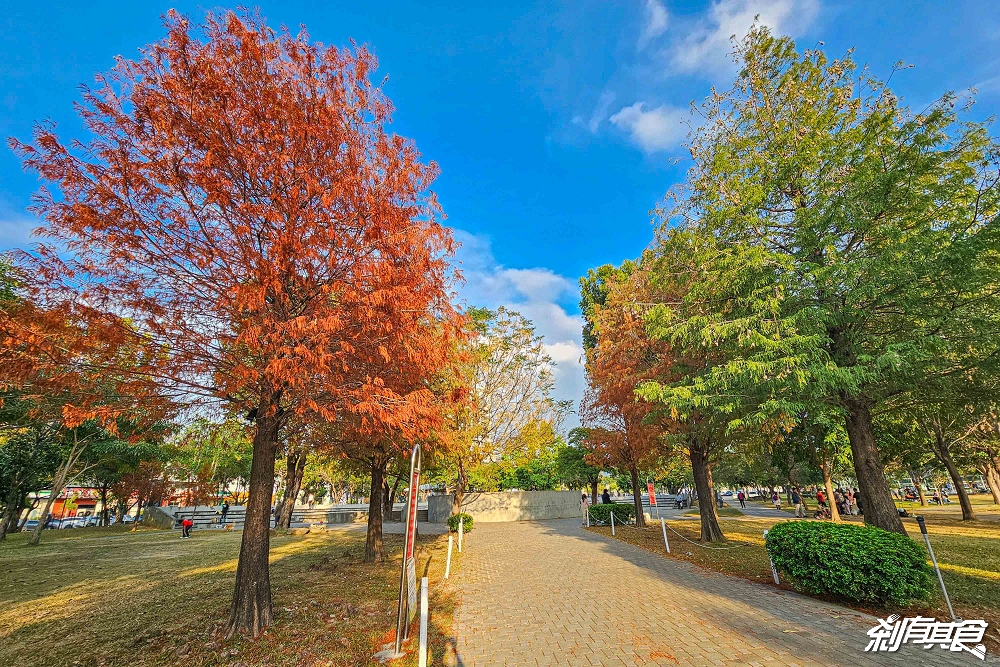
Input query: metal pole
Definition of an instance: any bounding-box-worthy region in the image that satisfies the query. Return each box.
[444,534,453,579]
[610,508,615,536]
[763,530,780,585]
[393,444,421,658]
[586,505,590,528]
[418,577,429,667]
[661,517,670,553]
[916,516,959,621]
[458,517,464,553]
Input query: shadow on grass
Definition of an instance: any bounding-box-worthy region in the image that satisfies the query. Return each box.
[0,524,457,667]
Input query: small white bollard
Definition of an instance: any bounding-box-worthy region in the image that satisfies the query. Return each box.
[418,576,429,667]
[610,509,615,536]
[586,507,590,528]
[763,530,780,585]
[445,534,453,579]
[661,517,670,553]
[458,517,464,553]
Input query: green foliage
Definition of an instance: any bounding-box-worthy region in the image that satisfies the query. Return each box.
[642,25,1000,423]
[447,512,473,533]
[765,521,933,606]
[552,429,602,490]
[579,261,635,350]
[587,502,635,525]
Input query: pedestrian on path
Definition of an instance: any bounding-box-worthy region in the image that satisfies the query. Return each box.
[580,493,590,526]
[737,490,746,509]
[792,488,805,518]
[771,491,781,510]
[220,501,229,524]
[181,517,193,538]
[601,488,611,504]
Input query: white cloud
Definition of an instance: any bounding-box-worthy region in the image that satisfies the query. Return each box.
[452,229,586,423]
[972,74,1000,95]
[638,0,670,49]
[609,102,688,152]
[671,0,820,76]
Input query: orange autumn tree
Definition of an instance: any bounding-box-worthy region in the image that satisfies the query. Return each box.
[1,262,170,546]
[10,10,457,636]
[579,264,674,529]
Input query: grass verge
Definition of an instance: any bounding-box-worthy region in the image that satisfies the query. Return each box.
[0,524,460,667]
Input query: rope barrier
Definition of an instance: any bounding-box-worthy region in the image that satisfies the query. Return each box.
[588,510,749,550]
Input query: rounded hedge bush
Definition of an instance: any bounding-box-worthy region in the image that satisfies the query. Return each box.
[765,521,932,606]
[447,512,474,533]
[588,502,635,524]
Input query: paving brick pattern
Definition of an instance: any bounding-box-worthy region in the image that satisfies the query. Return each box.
[452,518,986,666]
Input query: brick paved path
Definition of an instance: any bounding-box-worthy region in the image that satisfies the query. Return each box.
[452,519,987,666]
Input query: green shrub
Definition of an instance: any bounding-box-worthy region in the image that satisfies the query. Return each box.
[447,513,474,533]
[765,521,932,606]
[588,502,635,525]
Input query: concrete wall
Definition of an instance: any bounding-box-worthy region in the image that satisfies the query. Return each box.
[427,490,581,523]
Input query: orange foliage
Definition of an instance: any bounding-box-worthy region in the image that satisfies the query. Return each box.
[8,9,462,633]
[580,269,675,474]
[8,9,460,438]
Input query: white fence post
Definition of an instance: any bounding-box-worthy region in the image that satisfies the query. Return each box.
[458,517,464,553]
[610,508,615,536]
[661,517,670,553]
[763,530,779,585]
[445,534,453,579]
[418,576,429,667]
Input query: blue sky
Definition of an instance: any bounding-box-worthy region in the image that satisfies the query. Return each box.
[3,0,1000,417]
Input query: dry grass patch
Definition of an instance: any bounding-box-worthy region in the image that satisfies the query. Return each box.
[0,525,461,667]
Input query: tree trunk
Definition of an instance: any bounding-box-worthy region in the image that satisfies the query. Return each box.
[16,497,36,531]
[30,449,76,546]
[628,464,646,529]
[385,476,401,522]
[909,469,927,506]
[452,458,467,516]
[983,450,1000,505]
[227,404,281,638]
[590,478,599,505]
[98,485,111,527]
[822,459,841,522]
[0,493,23,540]
[365,453,388,563]
[930,425,976,521]
[276,447,307,530]
[689,437,724,542]
[842,397,905,534]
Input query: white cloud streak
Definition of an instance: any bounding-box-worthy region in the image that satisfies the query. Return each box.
[670,0,820,76]
[638,0,670,49]
[451,229,586,422]
[609,101,688,152]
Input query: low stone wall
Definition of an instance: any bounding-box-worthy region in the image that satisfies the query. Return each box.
[427,490,581,523]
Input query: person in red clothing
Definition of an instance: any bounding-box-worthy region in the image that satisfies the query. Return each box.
[816,489,826,508]
[181,517,193,538]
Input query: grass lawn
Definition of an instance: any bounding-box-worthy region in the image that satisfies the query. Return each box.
[0,525,460,667]
[592,508,1000,653]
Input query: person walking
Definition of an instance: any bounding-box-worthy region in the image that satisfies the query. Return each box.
[580,493,590,526]
[601,488,611,504]
[220,501,230,524]
[771,491,781,510]
[737,490,746,509]
[853,488,863,515]
[792,488,805,518]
